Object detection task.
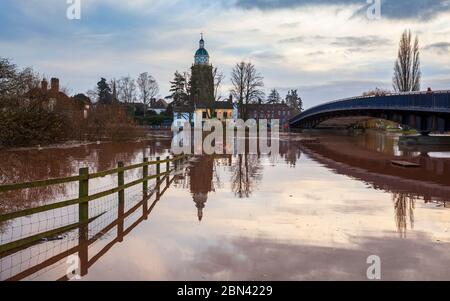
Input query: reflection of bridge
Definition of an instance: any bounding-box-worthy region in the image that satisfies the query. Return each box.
[299,141,450,203]
[290,91,450,132]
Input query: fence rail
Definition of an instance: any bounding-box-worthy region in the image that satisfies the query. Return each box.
[0,154,190,256]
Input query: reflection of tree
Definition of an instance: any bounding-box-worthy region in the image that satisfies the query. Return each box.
[393,193,416,238]
[0,137,173,225]
[231,154,262,198]
[279,139,302,167]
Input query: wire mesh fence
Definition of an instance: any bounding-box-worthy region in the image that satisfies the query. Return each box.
[0,155,189,281]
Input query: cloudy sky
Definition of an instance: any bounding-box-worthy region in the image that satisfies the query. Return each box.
[1,0,450,108]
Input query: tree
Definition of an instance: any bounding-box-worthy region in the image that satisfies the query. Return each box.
[0,57,40,100]
[362,87,390,97]
[97,78,112,104]
[117,76,137,104]
[166,71,194,121]
[137,72,159,117]
[213,67,225,102]
[267,89,281,104]
[285,89,303,113]
[86,89,98,103]
[393,30,421,92]
[72,93,91,104]
[231,62,264,119]
[167,71,188,105]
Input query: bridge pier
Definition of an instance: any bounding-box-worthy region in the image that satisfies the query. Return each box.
[444,117,450,132]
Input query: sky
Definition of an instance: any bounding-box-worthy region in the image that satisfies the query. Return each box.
[1,0,450,109]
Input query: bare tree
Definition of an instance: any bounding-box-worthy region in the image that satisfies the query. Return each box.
[137,72,159,117]
[86,89,98,103]
[231,62,264,119]
[213,67,225,102]
[231,62,246,118]
[0,58,40,99]
[393,30,421,92]
[117,76,137,104]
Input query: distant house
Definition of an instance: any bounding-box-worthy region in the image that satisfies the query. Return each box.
[173,105,195,128]
[246,102,294,130]
[173,99,237,128]
[148,99,168,115]
[26,78,90,118]
[127,99,169,116]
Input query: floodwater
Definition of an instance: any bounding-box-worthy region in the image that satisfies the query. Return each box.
[1,131,450,281]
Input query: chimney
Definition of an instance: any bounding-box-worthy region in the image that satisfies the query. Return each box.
[41,79,48,92]
[50,78,59,93]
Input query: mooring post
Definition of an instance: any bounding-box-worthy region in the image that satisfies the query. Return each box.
[78,167,89,277]
[117,161,125,241]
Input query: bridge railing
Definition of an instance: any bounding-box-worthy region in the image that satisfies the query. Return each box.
[0,154,190,258]
[291,91,450,124]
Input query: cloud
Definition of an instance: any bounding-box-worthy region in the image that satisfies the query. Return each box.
[280,35,391,48]
[424,42,450,54]
[186,234,450,280]
[234,0,450,21]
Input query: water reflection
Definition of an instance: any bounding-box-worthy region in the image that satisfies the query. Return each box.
[231,154,262,199]
[188,155,231,221]
[393,193,416,238]
[1,131,450,280]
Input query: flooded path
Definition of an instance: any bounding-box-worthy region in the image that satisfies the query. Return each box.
[1,131,450,281]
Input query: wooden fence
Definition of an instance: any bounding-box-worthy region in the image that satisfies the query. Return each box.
[0,155,190,257]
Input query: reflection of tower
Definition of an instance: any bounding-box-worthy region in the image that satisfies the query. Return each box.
[193,192,208,221]
[189,156,214,221]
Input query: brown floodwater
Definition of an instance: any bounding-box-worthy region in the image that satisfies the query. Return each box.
[1,131,450,281]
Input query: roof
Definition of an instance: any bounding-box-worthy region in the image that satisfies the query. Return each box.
[195,48,209,57]
[173,105,194,113]
[246,103,291,111]
[150,99,168,110]
[195,101,234,110]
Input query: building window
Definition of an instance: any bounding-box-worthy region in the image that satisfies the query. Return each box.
[223,112,228,119]
[202,112,208,119]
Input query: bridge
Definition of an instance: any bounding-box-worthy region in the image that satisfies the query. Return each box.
[290,90,450,133]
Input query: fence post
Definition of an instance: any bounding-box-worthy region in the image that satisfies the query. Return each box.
[143,158,148,197]
[143,158,149,219]
[156,157,161,184]
[156,157,161,197]
[78,167,89,277]
[166,156,170,186]
[78,168,89,225]
[117,162,125,242]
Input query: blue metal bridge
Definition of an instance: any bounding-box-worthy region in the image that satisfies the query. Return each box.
[289,91,450,132]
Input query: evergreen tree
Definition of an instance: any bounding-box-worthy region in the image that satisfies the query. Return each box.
[97,78,112,104]
[267,89,281,104]
[167,71,188,105]
[285,89,303,113]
